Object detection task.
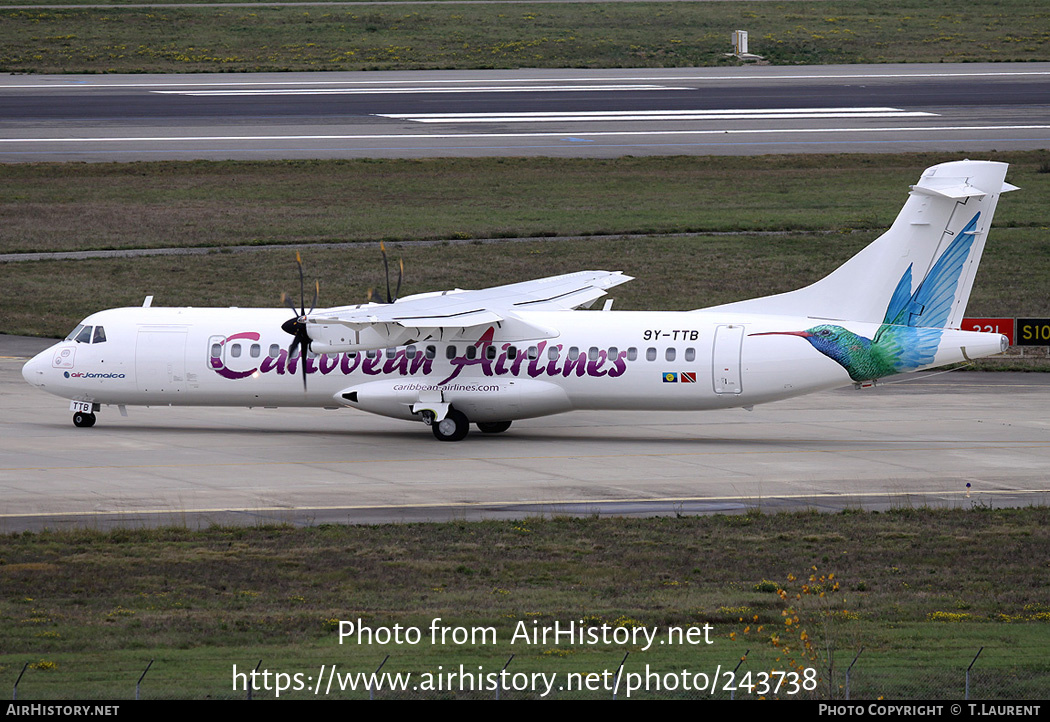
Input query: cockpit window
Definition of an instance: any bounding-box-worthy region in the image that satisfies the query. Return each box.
[92,326,107,344]
[65,324,86,342]
[74,325,93,344]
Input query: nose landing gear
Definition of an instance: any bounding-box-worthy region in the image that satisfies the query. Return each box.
[72,411,96,428]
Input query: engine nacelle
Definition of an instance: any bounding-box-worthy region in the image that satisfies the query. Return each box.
[335,378,573,423]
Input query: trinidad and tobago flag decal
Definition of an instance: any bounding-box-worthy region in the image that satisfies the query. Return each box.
[664,371,696,383]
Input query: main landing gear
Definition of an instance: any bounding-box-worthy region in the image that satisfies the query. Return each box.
[72,411,96,428]
[432,408,469,442]
[427,409,514,441]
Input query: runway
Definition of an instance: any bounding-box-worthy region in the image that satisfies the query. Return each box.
[2,338,1048,531]
[3,63,1050,160]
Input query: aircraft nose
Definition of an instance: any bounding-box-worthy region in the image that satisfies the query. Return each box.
[22,349,50,387]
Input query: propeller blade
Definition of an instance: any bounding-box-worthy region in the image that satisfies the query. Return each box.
[394,257,403,302]
[381,241,392,303]
[295,251,306,315]
[280,252,319,393]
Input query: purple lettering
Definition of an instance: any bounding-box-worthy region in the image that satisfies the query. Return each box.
[562,352,587,377]
[587,349,609,377]
[362,354,383,376]
[528,341,549,378]
[340,351,361,375]
[383,349,409,375]
[320,353,338,375]
[545,344,563,376]
[608,351,628,378]
[261,349,288,375]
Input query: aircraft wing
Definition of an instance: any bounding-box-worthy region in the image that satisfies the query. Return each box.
[306,270,633,350]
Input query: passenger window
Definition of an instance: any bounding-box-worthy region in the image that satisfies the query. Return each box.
[685,347,696,362]
[269,344,280,358]
[646,347,657,361]
[92,326,107,344]
[446,345,457,360]
[406,345,417,359]
[568,347,579,361]
[508,346,518,359]
[210,343,222,358]
[665,348,676,362]
[608,346,618,358]
[386,348,396,359]
[425,345,436,359]
[527,346,538,360]
[250,344,260,358]
[230,344,242,358]
[367,349,378,359]
[466,346,477,360]
[75,326,93,344]
[588,347,599,361]
[548,346,559,360]
[627,347,638,361]
[486,345,497,360]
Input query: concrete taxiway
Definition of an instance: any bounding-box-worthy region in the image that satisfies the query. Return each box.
[2,337,1047,531]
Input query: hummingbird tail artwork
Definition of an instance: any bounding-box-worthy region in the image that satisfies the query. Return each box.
[734,160,1017,382]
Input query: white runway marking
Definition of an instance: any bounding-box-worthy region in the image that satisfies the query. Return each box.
[151,84,687,96]
[380,107,939,123]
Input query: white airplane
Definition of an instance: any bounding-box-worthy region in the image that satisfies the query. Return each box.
[22,160,1015,441]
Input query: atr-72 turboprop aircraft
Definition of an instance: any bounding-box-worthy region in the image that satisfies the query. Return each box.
[23,160,1015,441]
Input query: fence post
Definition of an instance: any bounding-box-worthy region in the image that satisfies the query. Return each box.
[135,659,153,700]
[612,652,629,700]
[369,655,389,700]
[246,660,261,700]
[845,648,863,700]
[965,647,983,700]
[13,662,28,700]
[496,655,514,700]
[730,650,749,701]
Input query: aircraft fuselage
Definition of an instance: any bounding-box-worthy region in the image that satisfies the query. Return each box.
[22,306,1005,427]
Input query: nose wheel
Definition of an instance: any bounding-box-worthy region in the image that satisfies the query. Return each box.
[432,408,469,442]
[72,411,96,428]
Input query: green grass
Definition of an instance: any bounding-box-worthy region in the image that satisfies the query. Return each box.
[5,153,1047,256]
[1,508,1048,699]
[3,228,1048,340]
[2,152,1048,340]
[2,0,1049,73]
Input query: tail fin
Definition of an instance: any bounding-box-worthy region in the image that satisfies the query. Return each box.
[706,160,1017,328]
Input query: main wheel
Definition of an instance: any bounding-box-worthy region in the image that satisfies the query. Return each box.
[432,408,469,442]
[476,421,512,434]
[73,411,96,428]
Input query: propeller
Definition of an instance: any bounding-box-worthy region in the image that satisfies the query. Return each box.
[371,242,403,304]
[280,252,318,391]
